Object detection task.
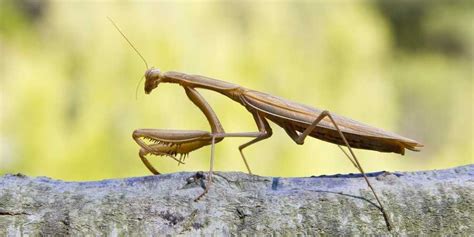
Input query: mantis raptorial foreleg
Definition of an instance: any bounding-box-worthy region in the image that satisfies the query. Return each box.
[133,86,225,176]
[139,149,161,174]
[133,129,213,174]
[184,87,224,135]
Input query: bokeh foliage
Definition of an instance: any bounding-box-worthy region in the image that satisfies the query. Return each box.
[0,1,472,180]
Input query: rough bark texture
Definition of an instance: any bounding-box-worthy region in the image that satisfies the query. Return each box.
[0,165,472,236]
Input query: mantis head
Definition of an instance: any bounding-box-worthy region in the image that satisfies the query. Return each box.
[144,68,162,94]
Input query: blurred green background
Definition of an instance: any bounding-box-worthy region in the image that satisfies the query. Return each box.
[0,1,472,181]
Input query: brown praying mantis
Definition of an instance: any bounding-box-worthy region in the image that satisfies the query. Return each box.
[110,19,423,231]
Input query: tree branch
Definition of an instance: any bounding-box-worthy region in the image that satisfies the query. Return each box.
[0,165,472,235]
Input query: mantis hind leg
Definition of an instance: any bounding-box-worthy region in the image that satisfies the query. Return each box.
[292,110,392,231]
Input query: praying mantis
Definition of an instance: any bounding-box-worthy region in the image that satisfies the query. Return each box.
[110,19,423,231]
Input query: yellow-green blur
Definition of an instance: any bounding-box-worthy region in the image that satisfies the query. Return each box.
[0,1,472,180]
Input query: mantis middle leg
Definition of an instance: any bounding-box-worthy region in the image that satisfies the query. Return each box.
[237,111,272,174]
[183,88,272,198]
[194,113,272,200]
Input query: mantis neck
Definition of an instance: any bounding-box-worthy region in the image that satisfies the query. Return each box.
[161,71,245,104]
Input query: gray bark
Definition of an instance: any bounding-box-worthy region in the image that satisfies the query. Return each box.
[0,165,472,236]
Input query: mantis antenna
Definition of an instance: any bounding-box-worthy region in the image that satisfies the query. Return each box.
[107,17,149,99]
[135,75,146,99]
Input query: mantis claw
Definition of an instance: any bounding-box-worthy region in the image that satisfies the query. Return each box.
[133,129,223,170]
